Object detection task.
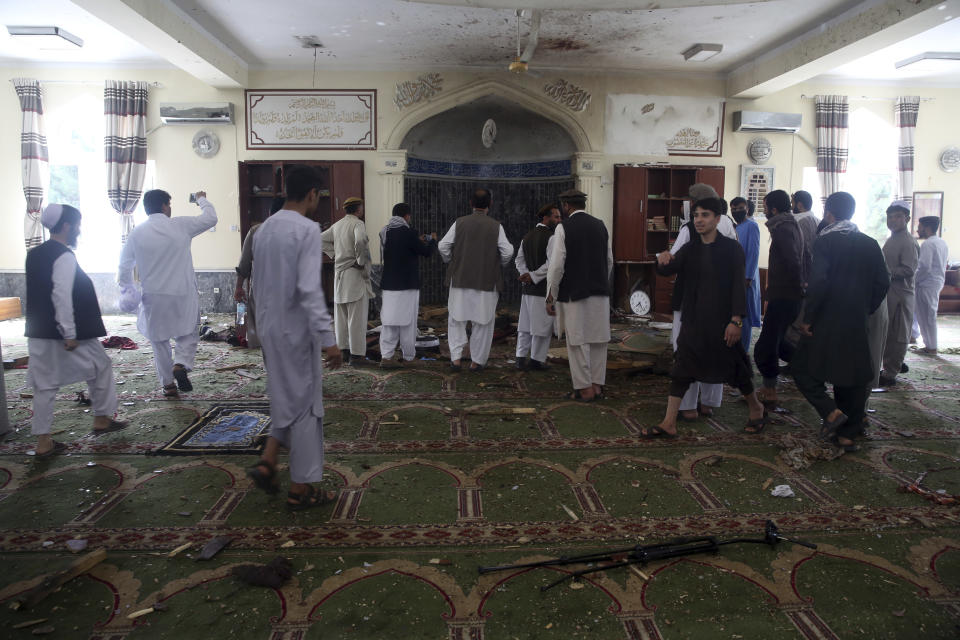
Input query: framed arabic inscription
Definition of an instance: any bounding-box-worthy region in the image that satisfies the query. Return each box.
[245,89,377,150]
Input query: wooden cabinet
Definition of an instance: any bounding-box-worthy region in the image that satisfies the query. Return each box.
[237,160,364,244]
[612,164,725,315]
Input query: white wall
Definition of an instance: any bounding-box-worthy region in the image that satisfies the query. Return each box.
[1,65,957,272]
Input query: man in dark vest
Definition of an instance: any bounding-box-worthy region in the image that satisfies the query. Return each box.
[25,204,126,456]
[515,203,561,370]
[545,189,612,401]
[438,188,515,371]
[378,202,437,367]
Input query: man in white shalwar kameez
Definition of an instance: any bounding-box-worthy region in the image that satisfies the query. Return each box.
[667,184,738,418]
[438,188,514,371]
[247,165,343,509]
[515,204,560,370]
[26,204,126,456]
[879,200,919,386]
[118,189,216,397]
[321,197,373,364]
[378,203,436,366]
[546,190,612,401]
[913,216,950,354]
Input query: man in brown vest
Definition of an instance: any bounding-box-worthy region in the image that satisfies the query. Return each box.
[437,188,515,371]
[546,189,612,401]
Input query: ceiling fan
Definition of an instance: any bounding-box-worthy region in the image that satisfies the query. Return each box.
[508,9,541,75]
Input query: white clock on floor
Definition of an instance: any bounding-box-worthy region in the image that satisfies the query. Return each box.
[629,288,651,316]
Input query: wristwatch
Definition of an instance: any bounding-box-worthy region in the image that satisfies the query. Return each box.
[730,319,743,328]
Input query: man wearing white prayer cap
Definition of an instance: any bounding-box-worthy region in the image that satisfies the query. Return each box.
[117,189,217,397]
[879,199,919,386]
[24,204,126,456]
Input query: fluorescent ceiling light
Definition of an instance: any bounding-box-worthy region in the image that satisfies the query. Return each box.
[6,26,83,49]
[895,51,960,69]
[682,43,722,62]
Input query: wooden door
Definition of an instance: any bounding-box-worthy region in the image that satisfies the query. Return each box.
[695,166,725,198]
[613,165,647,261]
[331,161,364,225]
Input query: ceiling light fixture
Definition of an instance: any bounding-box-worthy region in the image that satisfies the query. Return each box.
[6,25,83,48]
[895,51,960,69]
[682,43,722,62]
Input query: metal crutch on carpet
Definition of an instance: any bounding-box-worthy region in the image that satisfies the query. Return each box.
[477,520,817,591]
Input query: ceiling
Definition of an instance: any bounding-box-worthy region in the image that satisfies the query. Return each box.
[0,0,958,89]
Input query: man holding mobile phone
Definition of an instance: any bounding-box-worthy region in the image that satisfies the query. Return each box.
[118,189,217,398]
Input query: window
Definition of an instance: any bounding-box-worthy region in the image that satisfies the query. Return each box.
[45,91,154,273]
[846,107,898,244]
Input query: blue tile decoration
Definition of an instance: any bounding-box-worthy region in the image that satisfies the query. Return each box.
[407,156,571,179]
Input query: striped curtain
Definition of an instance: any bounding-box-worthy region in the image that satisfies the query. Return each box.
[105,80,149,243]
[895,96,920,204]
[814,95,849,203]
[12,78,49,249]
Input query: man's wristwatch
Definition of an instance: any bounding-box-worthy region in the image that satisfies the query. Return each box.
[730,319,743,328]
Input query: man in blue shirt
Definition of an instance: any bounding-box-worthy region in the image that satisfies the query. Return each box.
[731,197,761,353]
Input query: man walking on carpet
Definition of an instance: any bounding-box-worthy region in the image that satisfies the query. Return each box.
[791,192,889,451]
[248,165,343,509]
[515,203,561,371]
[322,196,373,364]
[26,204,126,456]
[438,187,514,371]
[546,189,612,401]
[647,197,767,438]
[731,197,761,354]
[378,202,436,367]
[117,189,217,398]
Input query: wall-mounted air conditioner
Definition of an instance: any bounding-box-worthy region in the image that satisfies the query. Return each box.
[159,102,234,125]
[733,111,801,134]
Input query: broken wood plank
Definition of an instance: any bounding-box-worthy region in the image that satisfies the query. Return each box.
[12,619,47,629]
[214,362,259,373]
[12,549,106,610]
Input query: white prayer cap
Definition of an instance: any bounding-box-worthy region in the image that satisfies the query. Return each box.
[41,203,64,229]
[889,199,911,213]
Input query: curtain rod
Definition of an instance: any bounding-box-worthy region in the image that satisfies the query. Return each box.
[800,94,934,102]
[36,80,164,88]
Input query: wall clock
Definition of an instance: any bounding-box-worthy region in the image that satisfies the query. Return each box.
[192,130,220,158]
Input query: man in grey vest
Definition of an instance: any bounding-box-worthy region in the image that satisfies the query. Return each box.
[438,188,515,371]
[546,189,613,401]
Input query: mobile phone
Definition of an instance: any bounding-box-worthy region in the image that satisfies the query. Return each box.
[189,193,197,203]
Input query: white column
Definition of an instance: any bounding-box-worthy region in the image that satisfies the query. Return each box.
[375,150,408,261]
[574,151,604,217]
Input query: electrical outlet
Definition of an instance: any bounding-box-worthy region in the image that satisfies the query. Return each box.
[213,288,220,294]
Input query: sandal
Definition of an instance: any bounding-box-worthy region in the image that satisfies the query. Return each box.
[565,390,596,403]
[744,415,767,434]
[819,412,848,441]
[163,383,179,399]
[678,411,699,423]
[90,420,128,436]
[287,485,338,511]
[173,364,193,392]
[832,436,859,453]
[247,459,280,495]
[468,363,485,372]
[639,426,677,439]
[35,441,68,457]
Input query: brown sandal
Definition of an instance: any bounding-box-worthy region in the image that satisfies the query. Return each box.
[163,383,179,399]
[287,485,338,510]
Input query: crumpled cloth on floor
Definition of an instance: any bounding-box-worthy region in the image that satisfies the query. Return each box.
[101,336,138,350]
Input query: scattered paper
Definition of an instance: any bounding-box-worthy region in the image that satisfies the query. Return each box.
[771,485,795,498]
[280,540,295,548]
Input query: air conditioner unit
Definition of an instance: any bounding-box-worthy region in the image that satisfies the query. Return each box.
[733,111,801,134]
[159,102,234,125]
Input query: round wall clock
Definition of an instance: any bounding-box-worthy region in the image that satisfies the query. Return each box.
[481,119,497,148]
[939,146,960,173]
[629,288,651,316]
[748,137,772,165]
[192,130,220,158]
